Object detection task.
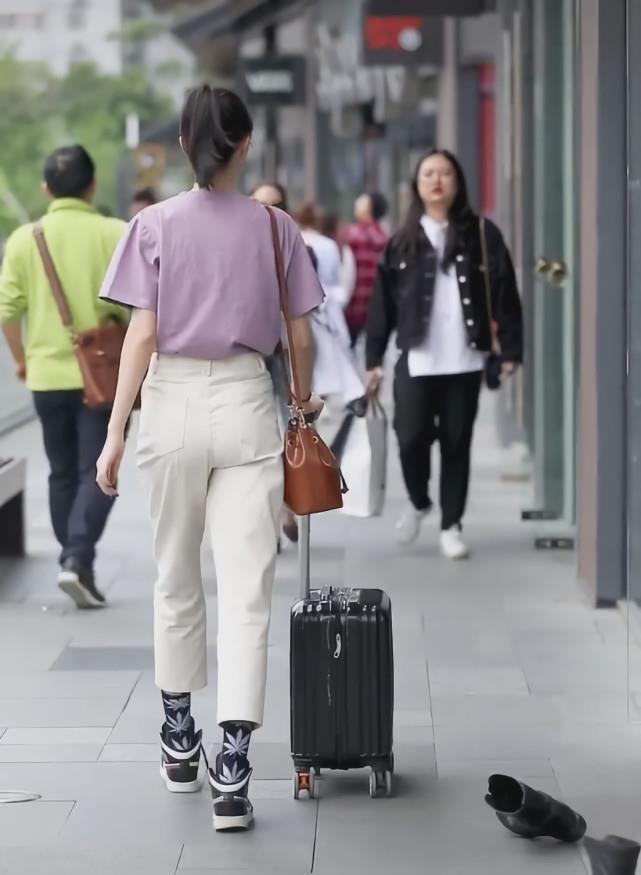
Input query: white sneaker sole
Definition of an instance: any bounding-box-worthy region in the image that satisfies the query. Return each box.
[213,811,254,831]
[58,573,105,609]
[159,766,201,794]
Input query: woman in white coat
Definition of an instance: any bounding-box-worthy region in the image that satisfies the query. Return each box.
[296,202,364,406]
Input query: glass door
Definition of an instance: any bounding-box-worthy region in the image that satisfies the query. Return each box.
[531,0,578,524]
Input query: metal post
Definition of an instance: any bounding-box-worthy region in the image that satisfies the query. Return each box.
[264,23,279,179]
[437,17,459,150]
[298,515,311,599]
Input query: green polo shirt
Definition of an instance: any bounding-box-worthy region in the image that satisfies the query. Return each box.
[0,199,128,391]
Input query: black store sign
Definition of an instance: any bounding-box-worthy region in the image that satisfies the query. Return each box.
[238,56,306,106]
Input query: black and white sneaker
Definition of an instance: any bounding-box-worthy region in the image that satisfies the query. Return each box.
[58,558,106,608]
[160,728,202,793]
[209,753,254,831]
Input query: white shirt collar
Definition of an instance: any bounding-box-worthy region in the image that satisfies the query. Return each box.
[420,214,448,253]
[420,213,448,234]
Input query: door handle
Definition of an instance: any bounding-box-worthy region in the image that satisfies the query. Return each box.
[547,260,569,286]
[535,256,551,276]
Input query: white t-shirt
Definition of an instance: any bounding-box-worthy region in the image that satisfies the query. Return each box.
[407,215,485,377]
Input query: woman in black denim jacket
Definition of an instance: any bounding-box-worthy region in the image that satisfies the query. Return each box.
[366,149,523,559]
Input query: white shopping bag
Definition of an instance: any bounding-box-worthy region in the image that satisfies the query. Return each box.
[340,400,388,518]
[311,310,365,404]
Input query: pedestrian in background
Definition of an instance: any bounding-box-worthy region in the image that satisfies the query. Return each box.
[366,149,522,559]
[0,145,128,607]
[317,210,357,314]
[96,86,324,832]
[129,186,157,218]
[296,201,364,405]
[345,191,389,348]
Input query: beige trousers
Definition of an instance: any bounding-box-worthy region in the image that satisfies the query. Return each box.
[137,353,284,727]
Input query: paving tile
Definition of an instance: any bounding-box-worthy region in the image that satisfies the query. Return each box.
[427,666,530,697]
[99,743,158,762]
[0,744,102,762]
[433,721,561,761]
[179,870,308,875]
[0,800,75,845]
[0,844,182,875]
[394,708,432,727]
[431,693,562,727]
[50,646,157,671]
[1,727,111,745]
[0,670,140,699]
[437,757,555,780]
[179,800,317,870]
[0,697,126,727]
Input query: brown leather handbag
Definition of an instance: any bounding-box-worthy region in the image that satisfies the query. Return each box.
[33,222,129,410]
[266,206,346,515]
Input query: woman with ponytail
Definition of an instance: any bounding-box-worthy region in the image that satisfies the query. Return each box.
[96,86,324,831]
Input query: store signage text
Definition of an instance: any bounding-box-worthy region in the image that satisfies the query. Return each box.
[238,56,306,106]
[315,23,415,117]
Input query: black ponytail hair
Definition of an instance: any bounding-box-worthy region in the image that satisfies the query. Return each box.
[395,148,476,269]
[180,85,253,188]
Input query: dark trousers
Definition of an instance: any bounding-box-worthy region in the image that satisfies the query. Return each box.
[393,357,482,530]
[348,325,361,348]
[33,390,116,569]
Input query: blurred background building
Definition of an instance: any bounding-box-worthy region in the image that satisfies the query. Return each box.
[0,0,639,611]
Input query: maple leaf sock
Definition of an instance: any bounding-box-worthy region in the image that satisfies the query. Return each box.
[161,690,196,752]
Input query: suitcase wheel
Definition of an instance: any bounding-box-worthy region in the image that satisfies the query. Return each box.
[369,768,393,799]
[293,768,317,800]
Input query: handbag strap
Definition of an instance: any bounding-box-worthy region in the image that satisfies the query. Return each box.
[265,206,303,406]
[479,216,500,354]
[32,222,76,339]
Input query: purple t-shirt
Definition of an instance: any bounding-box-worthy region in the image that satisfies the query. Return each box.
[99,189,324,360]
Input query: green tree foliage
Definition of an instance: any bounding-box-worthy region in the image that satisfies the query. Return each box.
[0,55,171,238]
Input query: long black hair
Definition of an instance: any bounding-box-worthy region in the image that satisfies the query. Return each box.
[180,85,253,189]
[396,149,476,269]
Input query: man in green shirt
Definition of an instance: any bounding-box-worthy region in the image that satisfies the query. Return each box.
[0,145,128,608]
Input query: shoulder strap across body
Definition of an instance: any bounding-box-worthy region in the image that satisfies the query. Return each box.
[32,222,76,339]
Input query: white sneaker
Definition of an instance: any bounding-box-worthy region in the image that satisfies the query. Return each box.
[440,528,469,560]
[395,506,430,545]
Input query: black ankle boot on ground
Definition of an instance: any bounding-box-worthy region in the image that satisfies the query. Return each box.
[209,752,253,832]
[485,774,586,842]
[159,725,202,793]
[57,558,106,609]
[585,835,641,875]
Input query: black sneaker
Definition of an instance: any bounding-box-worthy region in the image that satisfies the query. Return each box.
[160,727,202,793]
[58,558,106,608]
[209,753,254,831]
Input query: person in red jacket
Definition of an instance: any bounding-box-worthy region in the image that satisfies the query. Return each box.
[344,192,389,347]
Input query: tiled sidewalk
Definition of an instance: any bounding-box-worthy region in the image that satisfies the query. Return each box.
[0,402,639,874]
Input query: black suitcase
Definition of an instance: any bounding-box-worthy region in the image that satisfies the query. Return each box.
[290,515,394,799]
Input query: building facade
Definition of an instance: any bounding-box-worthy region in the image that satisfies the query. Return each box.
[0,0,193,106]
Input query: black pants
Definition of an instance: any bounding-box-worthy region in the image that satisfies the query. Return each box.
[33,390,116,569]
[393,357,482,530]
[348,325,361,348]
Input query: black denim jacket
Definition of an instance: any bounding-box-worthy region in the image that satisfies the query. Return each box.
[365,218,523,370]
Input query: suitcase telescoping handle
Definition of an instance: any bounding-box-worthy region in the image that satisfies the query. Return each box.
[298,515,311,599]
